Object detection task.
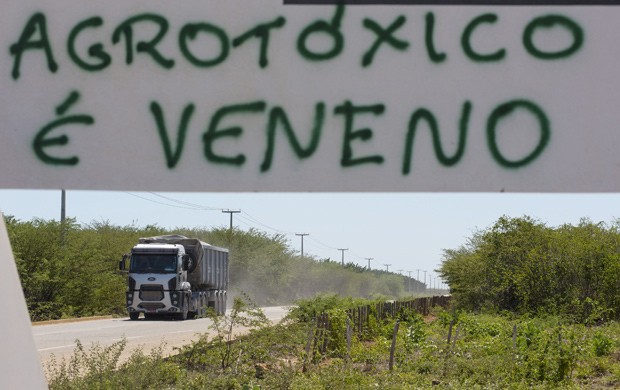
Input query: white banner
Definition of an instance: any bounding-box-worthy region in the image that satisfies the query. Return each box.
[1,1,619,192]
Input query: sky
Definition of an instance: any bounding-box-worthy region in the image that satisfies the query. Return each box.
[1,190,620,288]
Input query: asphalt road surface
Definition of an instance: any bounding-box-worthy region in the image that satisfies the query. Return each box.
[33,306,290,370]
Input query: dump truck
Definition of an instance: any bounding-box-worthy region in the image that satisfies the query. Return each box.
[119,235,228,320]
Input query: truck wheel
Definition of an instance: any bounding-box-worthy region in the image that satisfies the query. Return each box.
[218,293,226,316]
[176,300,188,321]
[197,293,205,318]
[129,312,139,321]
[214,294,220,316]
[198,294,206,318]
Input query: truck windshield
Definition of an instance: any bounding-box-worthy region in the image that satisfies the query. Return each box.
[130,254,177,274]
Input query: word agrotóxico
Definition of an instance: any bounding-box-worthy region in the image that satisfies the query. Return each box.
[10,5,584,172]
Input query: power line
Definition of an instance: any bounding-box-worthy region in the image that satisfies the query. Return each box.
[126,192,207,210]
[148,192,221,210]
[125,192,384,269]
[349,249,369,259]
[307,235,340,251]
[237,211,289,234]
[127,192,294,239]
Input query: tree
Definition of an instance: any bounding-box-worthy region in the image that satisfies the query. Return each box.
[439,215,620,321]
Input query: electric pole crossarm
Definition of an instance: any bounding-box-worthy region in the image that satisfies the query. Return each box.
[296,233,309,259]
[337,248,348,266]
[222,209,240,232]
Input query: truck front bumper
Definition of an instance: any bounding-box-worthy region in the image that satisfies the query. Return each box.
[126,290,184,314]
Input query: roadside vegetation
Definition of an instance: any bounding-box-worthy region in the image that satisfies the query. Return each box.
[46,294,620,389]
[5,215,424,321]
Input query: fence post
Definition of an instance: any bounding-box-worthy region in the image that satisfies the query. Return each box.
[447,319,454,345]
[303,324,314,372]
[346,317,352,362]
[320,313,329,355]
[389,320,400,371]
[358,306,362,334]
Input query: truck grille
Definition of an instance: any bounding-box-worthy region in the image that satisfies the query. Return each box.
[139,285,164,301]
[138,302,165,310]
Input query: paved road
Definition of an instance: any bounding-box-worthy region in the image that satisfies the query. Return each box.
[33,306,289,370]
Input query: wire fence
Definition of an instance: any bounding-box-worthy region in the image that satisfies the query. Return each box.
[345,295,451,335]
[303,295,452,370]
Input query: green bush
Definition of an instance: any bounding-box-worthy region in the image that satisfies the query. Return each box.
[439,216,620,323]
[46,308,620,389]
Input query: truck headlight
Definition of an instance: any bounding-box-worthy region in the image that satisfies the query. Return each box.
[173,300,178,305]
[172,293,178,299]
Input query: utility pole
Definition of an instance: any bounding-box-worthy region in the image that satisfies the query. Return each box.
[366,257,374,270]
[60,189,66,245]
[416,269,420,293]
[60,189,66,223]
[407,271,413,293]
[296,233,309,259]
[384,264,391,272]
[221,209,240,232]
[423,270,428,291]
[337,248,349,266]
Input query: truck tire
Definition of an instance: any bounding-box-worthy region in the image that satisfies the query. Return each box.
[214,293,221,316]
[176,299,188,321]
[186,294,196,319]
[195,293,206,318]
[129,312,139,321]
[186,253,198,273]
[219,293,225,315]
[201,292,207,317]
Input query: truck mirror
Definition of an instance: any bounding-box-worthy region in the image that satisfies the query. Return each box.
[119,254,129,271]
